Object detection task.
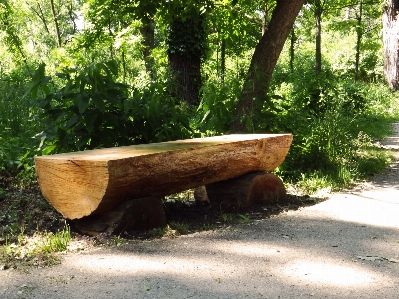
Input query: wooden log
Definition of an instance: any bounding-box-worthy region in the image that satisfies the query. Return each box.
[71,196,166,236]
[35,134,292,219]
[194,186,209,203]
[206,172,286,206]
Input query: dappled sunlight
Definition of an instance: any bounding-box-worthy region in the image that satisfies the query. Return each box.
[281,260,376,287]
[70,253,234,278]
[212,241,286,257]
[304,193,399,228]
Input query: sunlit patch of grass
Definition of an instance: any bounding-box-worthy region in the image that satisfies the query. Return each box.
[158,225,180,238]
[238,214,251,223]
[106,235,127,247]
[165,189,194,203]
[356,146,395,178]
[295,172,332,195]
[169,221,190,234]
[0,222,72,271]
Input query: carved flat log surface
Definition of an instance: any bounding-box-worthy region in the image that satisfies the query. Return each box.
[35,134,292,219]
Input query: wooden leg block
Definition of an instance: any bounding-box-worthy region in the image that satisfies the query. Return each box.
[206,172,286,206]
[194,186,209,203]
[71,196,166,236]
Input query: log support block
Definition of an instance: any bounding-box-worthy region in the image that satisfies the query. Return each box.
[206,172,286,207]
[71,196,166,236]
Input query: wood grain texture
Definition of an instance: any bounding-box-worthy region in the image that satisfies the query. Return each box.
[35,134,292,219]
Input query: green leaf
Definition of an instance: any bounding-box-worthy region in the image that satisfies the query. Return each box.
[32,63,46,83]
[64,114,80,130]
[104,60,119,76]
[76,135,90,149]
[42,145,57,155]
[92,95,105,113]
[78,95,90,114]
[103,113,119,127]
[38,95,52,109]
[84,111,97,134]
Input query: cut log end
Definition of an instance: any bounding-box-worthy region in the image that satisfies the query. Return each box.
[206,172,286,207]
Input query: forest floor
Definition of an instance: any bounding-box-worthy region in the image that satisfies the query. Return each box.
[1,124,399,298]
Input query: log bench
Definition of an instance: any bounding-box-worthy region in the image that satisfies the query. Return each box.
[34,134,292,235]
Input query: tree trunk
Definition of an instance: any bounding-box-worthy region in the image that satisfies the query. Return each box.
[167,14,205,106]
[354,0,363,82]
[34,134,292,219]
[50,0,62,47]
[169,51,202,106]
[290,27,297,72]
[315,1,322,74]
[221,37,226,84]
[229,0,304,133]
[140,17,155,78]
[31,3,51,34]
[383,0,399,89]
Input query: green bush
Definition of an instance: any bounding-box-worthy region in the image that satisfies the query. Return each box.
[0,72,39,177]
[267,66,399,190]
[196,79,241,134]
[30,60,193,155]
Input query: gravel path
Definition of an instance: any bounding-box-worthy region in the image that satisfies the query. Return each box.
[1,125,399,299]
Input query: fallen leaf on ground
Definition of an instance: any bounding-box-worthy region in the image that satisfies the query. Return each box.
[386,258,399,263]
[357,256,383,261]
[357,256,399,263]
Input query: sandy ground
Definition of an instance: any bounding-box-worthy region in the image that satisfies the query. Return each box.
[1,126,399,299]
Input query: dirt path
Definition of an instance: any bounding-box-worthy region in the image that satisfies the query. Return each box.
[1,126,399,299]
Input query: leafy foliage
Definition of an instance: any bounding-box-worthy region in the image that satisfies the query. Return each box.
[30,61,193,154]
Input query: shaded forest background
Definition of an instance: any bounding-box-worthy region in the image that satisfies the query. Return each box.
[1,0,399,195]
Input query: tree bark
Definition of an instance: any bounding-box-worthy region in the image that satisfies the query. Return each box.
[35,134,292,219]
[229,0,304,133]
[167,14,205,106]
[315,1,322,74]
[290,27,297,72]
[220,37,226,84]
[354,0,363,82]
[140,17,155,78]
[383,0,399,89]
[31,3,51,34]
[50,0,62,47]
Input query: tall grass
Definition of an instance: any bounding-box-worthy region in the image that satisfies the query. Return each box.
[0,74,41,176]
[270,74,399,193]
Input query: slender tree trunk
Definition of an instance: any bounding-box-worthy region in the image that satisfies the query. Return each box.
[229,0,304,133]
[122,50,126,81]
[315,1,322,74]
[262,2,268,36]
[383,0,399,89]
[50,0,62,47]
[31,3,51,34]
[290,27,297,72]
[221,37,226,84]
[354,0,363,82]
